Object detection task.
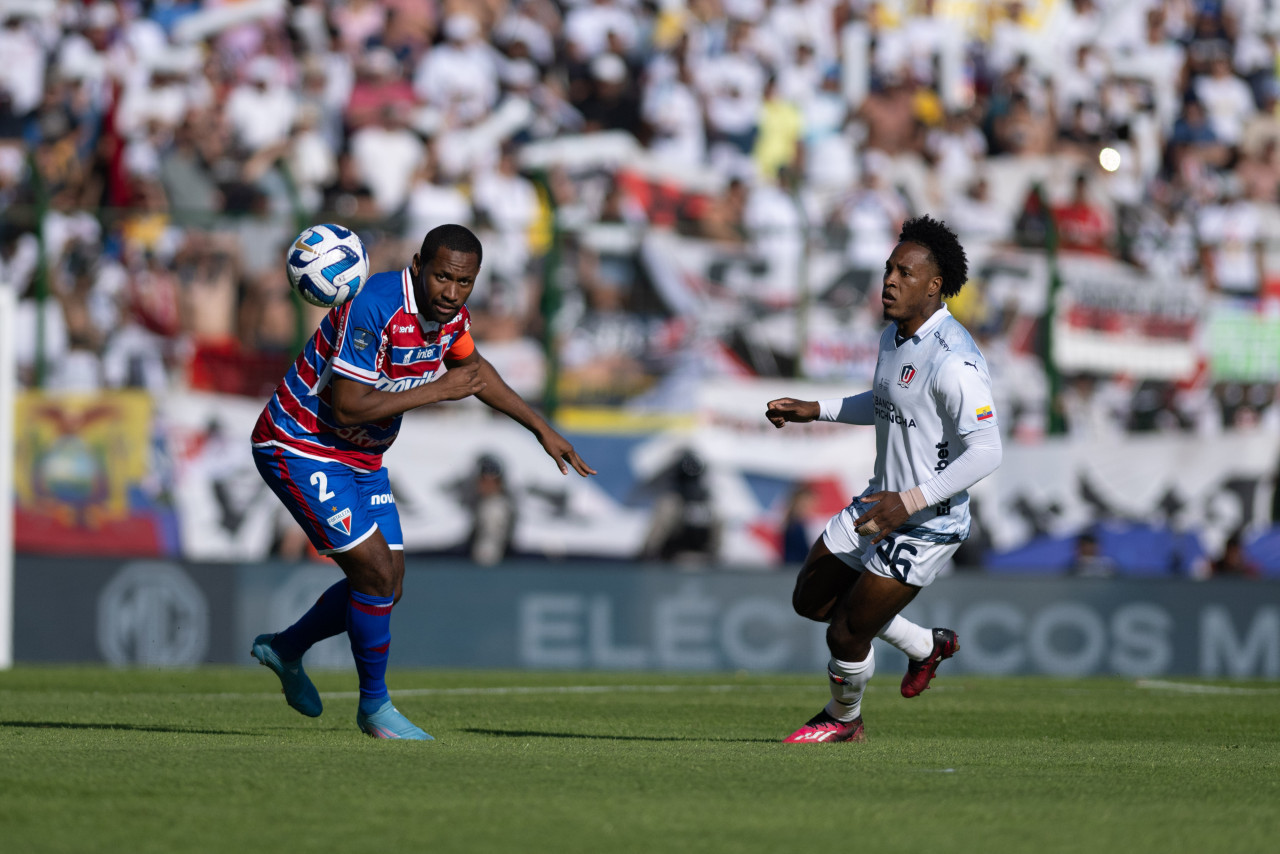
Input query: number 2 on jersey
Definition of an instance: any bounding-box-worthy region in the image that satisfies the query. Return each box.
[310,471,335,502]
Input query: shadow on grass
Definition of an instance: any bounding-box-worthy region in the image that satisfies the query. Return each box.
[463,727,777,743]
[1,720,255,736]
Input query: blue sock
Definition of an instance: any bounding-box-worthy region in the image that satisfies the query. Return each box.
[271,579,350,662]
[348,589,394,714]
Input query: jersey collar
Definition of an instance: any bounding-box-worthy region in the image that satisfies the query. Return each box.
[402,267,441,334]
[895,304,951,345]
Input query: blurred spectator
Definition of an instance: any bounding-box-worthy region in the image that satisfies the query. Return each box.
[926,110,989,207]
[461,454,518,566]
[836,157,909,288]
[225,56,297,155]
[641,449,721,567]
[1194,53,1256,148]
[1209,529,1262,578]
[1196,179,1265,296]
[350,104,424,216]
[159,113,223,221]
[472,143,539,312]
[403,149,474,243]
[332,0,387,55]
[752,75,803,184]
[558,250,651,404]
[1052,172,1113,255]
[564,0,638,63]
[579,53,642,138]
[345,47,416,131]
[642,44,705,169]
[743,168,805,307]
[286,105,339,215]
[697,19,766,170]
[1236,136,1280,203]
[413,14,499,126]
[993,91,1055,156]
[1069,530,1118,578]
[946,176,1011,245]
[697,175,750,243]
[0,10,45,117]
[320,152,380,222]
[858,72,920,157]
[781,482,819,565]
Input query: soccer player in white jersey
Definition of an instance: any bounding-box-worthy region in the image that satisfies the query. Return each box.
[766,215,1002,743]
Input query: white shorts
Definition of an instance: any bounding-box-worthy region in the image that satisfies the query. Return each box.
[822,503,960,588]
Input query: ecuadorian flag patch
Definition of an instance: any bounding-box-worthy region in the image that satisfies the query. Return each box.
[976,405,993,421]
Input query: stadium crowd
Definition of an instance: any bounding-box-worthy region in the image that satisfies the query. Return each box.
[1,0,1279,441]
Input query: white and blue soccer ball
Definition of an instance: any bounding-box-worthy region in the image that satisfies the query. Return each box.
[286,223,370,308]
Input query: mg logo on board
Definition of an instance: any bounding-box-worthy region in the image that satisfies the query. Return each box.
[96,562,209,666]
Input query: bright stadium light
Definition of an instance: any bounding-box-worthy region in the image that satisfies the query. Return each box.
[1099,147,1121,173]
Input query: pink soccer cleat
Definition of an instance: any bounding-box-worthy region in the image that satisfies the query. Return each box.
[901,628,959,698]
[783,710,865,743]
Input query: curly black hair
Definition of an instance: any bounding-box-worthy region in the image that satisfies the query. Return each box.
[420,223,483,268]
[898,215,968,298]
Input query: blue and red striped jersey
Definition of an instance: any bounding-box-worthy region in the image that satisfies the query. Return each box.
[252,267,474,471]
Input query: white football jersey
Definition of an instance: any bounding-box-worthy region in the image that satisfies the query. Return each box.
[860,305,997,542]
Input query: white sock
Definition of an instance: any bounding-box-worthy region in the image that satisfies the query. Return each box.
[824,652,874,722]
[878,615,933,660]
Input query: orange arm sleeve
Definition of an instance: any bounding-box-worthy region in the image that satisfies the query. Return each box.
[447,330,475,360]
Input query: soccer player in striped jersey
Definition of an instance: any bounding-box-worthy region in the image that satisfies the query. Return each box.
[766,215,1001,743]
[250,224,595,739]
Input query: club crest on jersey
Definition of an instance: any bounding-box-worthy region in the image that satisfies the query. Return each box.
[352,328,375,351]
[326,507,353,535]
[898,364,918,388]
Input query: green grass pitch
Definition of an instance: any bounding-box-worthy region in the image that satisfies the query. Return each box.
[2,667,1278,854]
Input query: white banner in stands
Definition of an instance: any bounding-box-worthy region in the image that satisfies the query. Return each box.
[161,389,1279,571]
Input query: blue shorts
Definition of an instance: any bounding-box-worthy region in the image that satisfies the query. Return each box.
[254,447,403,556]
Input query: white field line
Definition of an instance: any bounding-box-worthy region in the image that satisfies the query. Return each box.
[1135,679,1280,695]
[198,683,825,702]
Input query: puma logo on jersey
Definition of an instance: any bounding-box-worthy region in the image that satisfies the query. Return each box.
[964,360,978,370]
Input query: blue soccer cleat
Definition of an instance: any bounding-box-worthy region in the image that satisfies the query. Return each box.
[251,633,323,718]
[356,699,433,740]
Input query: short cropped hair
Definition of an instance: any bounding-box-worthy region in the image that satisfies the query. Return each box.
[898,215,968,298]
[420,224,483,268]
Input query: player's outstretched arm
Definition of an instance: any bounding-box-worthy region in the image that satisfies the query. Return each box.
[766,398,820,428]
[330,367,488,426]
[461,352,597,477]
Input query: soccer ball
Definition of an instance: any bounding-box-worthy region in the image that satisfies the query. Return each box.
[286,223,370,308]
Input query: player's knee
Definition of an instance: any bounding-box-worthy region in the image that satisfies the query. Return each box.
[825,621,871,659]
[343,559,397,598]
[792,578,838,622]
[792,590,828,622]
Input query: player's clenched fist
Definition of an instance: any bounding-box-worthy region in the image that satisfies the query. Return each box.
[437,362,487,401]
[766,398,820,428]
